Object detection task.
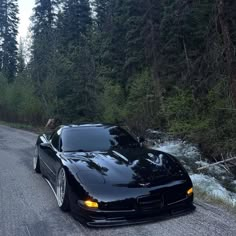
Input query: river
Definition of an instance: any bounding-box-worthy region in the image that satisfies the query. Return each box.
[147,130,236,207]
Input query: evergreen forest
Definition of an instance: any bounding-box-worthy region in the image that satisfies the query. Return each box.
[1,0,236,158]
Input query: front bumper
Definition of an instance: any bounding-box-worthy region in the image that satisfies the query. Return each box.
[72,195,195,227]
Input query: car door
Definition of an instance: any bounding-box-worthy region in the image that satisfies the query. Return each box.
[38,134,54,180]
[48,129,63,186]
[39,129,61,185]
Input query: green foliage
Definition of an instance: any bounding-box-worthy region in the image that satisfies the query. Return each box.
[125,70,153,127]
[1,0,236,159]
[55,41,98,122]
[202,81,236,155]
[165,89,195,123]
[0,73,43,124]
[163,80,236,156]
[100,81,125,123]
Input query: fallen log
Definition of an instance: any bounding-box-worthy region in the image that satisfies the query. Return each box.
[197,157,236,171]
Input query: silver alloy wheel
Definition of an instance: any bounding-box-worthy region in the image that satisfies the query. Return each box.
[33,147,38,170]
[56,168,66,207]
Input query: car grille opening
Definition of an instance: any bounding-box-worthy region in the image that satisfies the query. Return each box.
[100,200,134,211]
[137,193,164,212]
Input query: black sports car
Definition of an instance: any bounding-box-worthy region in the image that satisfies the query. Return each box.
[34,124,195,227]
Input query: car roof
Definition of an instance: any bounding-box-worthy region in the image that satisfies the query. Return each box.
[61,123,117,129]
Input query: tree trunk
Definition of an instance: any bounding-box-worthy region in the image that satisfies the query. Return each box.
[217,0,236,105]
[147,0,163,115]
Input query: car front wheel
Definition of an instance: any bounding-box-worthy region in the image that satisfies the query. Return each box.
[33,146,41,173]
[56,167,70,211]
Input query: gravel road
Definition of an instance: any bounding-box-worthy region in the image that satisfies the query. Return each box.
[0,125,236,236]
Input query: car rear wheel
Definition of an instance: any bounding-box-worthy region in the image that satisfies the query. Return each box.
[33,146,41,173]
[56,167,70,211]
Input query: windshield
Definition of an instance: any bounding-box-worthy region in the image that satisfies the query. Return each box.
[61,126,139,152]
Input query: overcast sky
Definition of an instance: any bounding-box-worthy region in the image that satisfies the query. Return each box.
[18,0,34,39]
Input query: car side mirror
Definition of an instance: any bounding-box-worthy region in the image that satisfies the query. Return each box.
[40,142,51,149]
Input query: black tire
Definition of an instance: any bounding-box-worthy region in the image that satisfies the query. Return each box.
[56,167,70,211]
[33,147,41,173]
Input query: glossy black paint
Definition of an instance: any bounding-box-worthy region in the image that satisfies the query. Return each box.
[36,124,195,227]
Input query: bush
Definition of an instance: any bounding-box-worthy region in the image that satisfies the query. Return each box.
[0,73,44,125]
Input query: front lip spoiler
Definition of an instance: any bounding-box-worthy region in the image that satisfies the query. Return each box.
[75,204,196,228]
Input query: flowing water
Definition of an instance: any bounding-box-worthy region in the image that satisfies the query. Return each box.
[147,130,236,206]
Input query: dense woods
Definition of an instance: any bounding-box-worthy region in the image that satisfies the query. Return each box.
[1,0,236,158]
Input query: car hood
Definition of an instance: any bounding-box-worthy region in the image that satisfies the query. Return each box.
[63,147,187,187]
[64,148,186,188]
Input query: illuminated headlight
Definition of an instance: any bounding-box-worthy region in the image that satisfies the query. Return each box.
[187,187,193,196]
[84,200,99,209]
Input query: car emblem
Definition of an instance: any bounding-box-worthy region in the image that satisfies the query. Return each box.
[139,182,150,187]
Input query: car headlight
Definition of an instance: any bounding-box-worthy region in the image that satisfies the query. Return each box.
[78,199,99,209]
[84,200,99,208]
[187,187,193,196]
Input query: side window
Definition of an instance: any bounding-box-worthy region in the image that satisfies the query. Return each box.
[51,132,60,151]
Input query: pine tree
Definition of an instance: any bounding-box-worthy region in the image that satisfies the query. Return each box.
[60,0,92,48]
[17,38,25,73]
[55,0,96,121]
[94,0,127,84]
[218,0,236,104]
[0,0,19,82]
[93,0,111,31]
[56,37,97,121]
[93,0,113,80]
[31,0,58,79]
[31,0,58,112]
[123,0,146,76]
